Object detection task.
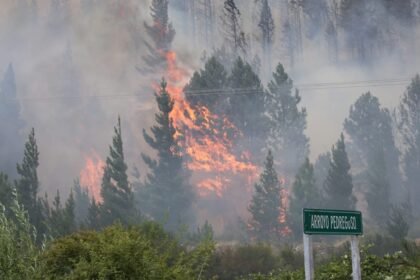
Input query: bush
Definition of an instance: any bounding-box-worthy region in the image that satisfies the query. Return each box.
[0,191,40,280]
[206,243,279,280]
[37,222,215,279]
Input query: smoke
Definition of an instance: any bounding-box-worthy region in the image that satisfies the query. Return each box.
[0,0,419,233]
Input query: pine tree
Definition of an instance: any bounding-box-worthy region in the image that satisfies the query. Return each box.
[0,64,24,177]
[0,173,14,217]
[48,190,76,237]
[141,79,194,231]
[314,152,331,194]
[258,0,275,78]
[289,158,319,238]
[387,201,411,240]
[143,0,176,69]
[221,0,247,55]
[63,190,76,234]
[339,0,382,62]
[282,1,303,68]
[100,117,135,226]
[16,128,40,225]
[184,56,228,112]
[248,150,282,242]
[300,0,328,39]
[266,63,308,177]
[227,57,266,138]
[344,92,400,225]
[86,197,100,230]
[324,134,356,210]
[73,179,90,226]
[365,148,391,227]
[396,75,420,213]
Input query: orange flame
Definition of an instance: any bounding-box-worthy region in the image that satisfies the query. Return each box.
[160,50,258,196]
[279,178,291,236]
[80,152,105,202]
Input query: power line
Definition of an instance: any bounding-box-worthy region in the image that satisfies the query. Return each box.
[3,78,411,102]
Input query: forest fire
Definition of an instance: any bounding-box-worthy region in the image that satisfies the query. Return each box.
[79,152,105,202]
[279,188,291,236]
[161,50,259,196]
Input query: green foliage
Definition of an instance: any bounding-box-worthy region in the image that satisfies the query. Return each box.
[0,173,14,217]
[227,57,266,146]
[206,244,279,280]
[363,234,406,256]
[37,222,215,280]
[248,150,283,242]
[0,188,39,280]
[396,75,420,213]
[86,197,100,230]
[266,63,308,176]
[73,179,90,226]
[324,134,356,210]
[239,245,420,280]
[185,56,228,111]
[387,201,411,240]
[16,128,39,219]
[15,128,48,240]
[189,220,215,245]
[141,79,194,231]
[289,158,319,239]
[48,190,76,238]
[344,92,399,227]
[100,116,136,227]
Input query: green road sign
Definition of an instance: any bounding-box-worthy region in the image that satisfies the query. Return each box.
[303,208,363,235]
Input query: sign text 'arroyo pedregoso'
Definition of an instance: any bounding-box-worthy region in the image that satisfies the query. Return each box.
[303,208,363,235]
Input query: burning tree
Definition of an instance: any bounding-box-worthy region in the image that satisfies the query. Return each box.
[140,79,195,231]
[100,117,136,227]
[248,150,284,242]
[142,0,176,71]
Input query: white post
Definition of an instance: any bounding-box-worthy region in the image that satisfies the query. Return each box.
[350,236,361,280]
[303,234,314,280]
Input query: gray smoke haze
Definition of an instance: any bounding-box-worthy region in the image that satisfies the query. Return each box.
[0,0,419,231]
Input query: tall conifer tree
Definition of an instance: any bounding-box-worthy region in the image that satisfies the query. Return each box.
[248,150,282,242]
[0,64,24,176]
[143,0,175,70]
[396,75,420,213]
[266,63,309,177]
[100,117,135,226]
[222,0,247,54]
[141,79,194,231]
[324,134,356,210]
[344,92,399,225]
[16,128,39,221]
[289,158,319,238]
[258,0,275,78]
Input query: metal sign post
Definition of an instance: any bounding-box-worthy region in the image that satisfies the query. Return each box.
[303,208,363,280]
[303,233,314,280]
